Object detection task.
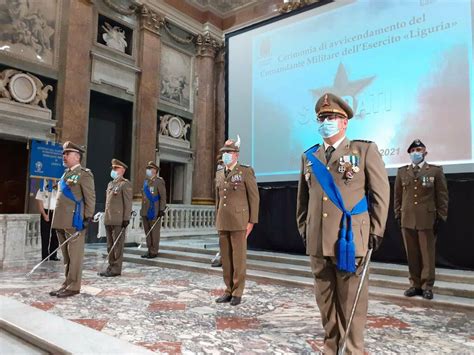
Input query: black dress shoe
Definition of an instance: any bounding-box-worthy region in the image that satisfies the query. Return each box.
[49,256,60,261]
[147,254,158,259]
[215,294,232,303]
[141,253,150,258]
[56,289,80,298]
[404,287,423,297]
[99,271,119,277]
[230,296,241,306]
[422,289,433,300]
[49,288,65,296]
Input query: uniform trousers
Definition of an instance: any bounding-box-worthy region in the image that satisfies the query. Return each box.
[105,225,126,274]
[56,228,86,291]
[143,217,161,256]
[310,256,368,355]
[40,209,58,260]
[219,230,247,297]
[402,228,436,290]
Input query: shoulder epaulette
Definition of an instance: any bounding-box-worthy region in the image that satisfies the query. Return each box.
[81,167,92,172]
[304,143,320,153]
[352,139,373,144]
[399,165,409,170]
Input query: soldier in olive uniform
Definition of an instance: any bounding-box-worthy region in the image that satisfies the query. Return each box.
[50,141,96,298]
[394,139,449,300]
[140,161,167,258]
[215,138,260,306]
[99,159,133,277]
[296,93,390,354]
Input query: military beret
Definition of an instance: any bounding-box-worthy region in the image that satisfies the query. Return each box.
[62,141,85,154]
[111,158,128,169]
[220,139,240,153]
[146,161,159,170]
[407,139,426,153]
[315,93,354,119]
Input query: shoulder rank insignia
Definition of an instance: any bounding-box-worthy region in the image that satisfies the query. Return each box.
[304,143,320,153]
[352,139,373,144]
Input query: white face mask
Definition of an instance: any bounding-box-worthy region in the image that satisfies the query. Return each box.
[222,152,234,166]
[318,119,340,138]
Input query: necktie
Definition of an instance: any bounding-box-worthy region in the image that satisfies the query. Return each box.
[414,165,420,177]
[325,146,335,163]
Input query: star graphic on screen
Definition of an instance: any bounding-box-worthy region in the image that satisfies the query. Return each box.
[310,63,375,116]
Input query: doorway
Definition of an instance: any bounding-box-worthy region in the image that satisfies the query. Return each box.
[159,161,185,204]
[0,139,28,213]
[86,91,133,242]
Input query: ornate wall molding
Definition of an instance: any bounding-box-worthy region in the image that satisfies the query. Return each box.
[163,21,195,45]
[195,32,222,57]
[159,114,190,142]
[136,4,165,35]
[103,0,137,16]
[0,69,53,109]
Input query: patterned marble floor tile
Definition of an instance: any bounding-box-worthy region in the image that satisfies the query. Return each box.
[1,249,473,354]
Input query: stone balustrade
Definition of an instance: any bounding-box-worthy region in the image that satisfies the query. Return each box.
[0,204,216,268]
[95,203,217,244]
[0,214,40,268]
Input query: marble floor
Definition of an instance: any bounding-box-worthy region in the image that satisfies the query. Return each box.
[1,250,473,354]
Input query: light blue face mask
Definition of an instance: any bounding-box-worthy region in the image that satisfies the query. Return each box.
[222,152,234,166]
[410,152,424,164]
[110,170,119,179]
[318,119,340,138]
[146,169,153,177]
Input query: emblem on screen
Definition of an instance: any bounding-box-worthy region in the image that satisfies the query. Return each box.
[310,63,375,119]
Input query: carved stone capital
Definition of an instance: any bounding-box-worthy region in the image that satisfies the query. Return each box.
[137,4,164,35]
[215,46,226,64]
[195,32,222,58]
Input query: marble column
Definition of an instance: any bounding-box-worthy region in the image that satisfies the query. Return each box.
[132,5,163,195]
[214,48,226,159]
[192,33,220,205]
[55,0,94,148]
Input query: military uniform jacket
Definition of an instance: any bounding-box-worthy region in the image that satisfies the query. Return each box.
[52,165,96,230]
[394,163,448,229]
[140,176,167,217]
[296,138,390,257]
[104,177,133,226]
[215,163,260,231]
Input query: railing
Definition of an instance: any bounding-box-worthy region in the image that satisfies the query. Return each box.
[25,214,41,252]
[95,203,217,243]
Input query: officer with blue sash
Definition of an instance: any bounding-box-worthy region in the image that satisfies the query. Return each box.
[50,141,96,298]
[140,161,166,258]
[296,93,389,354]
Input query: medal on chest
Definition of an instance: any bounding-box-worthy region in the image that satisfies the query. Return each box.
[66,174,79,185]
[339,155,360,183]
[230,173,243,183]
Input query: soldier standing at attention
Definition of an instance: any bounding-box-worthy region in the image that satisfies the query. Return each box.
[140,161,166,258]
[99,159,133,277]
[296,93,390,354]
[50,141,96,298]
[214,137,260,306]
[394,139,449,300]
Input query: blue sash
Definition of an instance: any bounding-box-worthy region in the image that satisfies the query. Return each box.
[305,145,368,272]
[59,177,84,231]
[143,179,160,220]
